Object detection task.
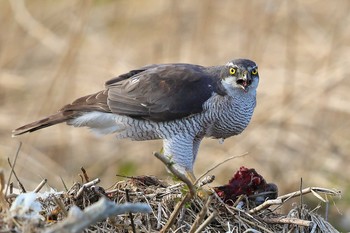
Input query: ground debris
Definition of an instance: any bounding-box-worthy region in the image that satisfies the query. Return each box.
[0,172,341,233]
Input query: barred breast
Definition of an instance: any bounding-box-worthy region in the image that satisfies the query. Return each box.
[203,93,256,139]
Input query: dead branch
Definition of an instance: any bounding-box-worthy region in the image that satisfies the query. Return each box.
[160,193,192,233]
[52,195,68,217]
[194,211,217,233]
[189,196,212,233]
[33,179,47,193]
[249,187,340,214]
[45,197,151,233]
[7,157,26,193]
[125,189,136,233]
[153,152,196,197]
[277,187,340,202]
[0,170,7,209]
[74,178,100,199]
[261,217,312,227]
[80,167,89,183]
[5,142,24,197]
[248,199,283,214]
[197,175,215,187]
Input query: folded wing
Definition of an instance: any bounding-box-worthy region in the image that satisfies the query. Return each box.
[12,63,226,135]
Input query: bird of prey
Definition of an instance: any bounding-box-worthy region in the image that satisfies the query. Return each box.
[12,59,259,181]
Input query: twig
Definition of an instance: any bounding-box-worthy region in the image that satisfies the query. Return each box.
[242,229,262,233]
[5,193,18,199]
[78,174,84,183]
[7,158,26,193]
[197,175,215,187]
[310,189,327,202]
[125,189,136,233]
[157,202,162,229]
[213,192,274,233]
[194,211,217,233]
[300,178,303,201]
[261,217,312,227]
[325,199,329,222]
[250,187,340,214]
[115,174,135,180]
[0,170,7,209]
[277,187,340,202]
[53,195,68,217]
[160,193,192,233]
[153,152,196,197]
[311,214,340,233]
[238,215,273,233]
[212,192,262,232]
[248,199,283,214]
[9,182,13,194]
[195,152,248,185]
[45,197,152,233]
[233,195,245,207]
[310,222,317,233]
[81,167,89,183]
[176,206,186,229]
[60,176,68,192]
[5,142,22,198]
[6,142,26,195]
[0,170,4,194]
[189,196,212,233]
[75,178,101,199]
[33,179,47,193]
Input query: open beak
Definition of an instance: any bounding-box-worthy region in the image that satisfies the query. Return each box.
[236,72,252,92]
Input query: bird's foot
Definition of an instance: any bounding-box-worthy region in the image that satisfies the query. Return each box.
[185,170,214,199]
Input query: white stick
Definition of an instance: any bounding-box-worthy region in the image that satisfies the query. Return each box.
[45,197,152,233]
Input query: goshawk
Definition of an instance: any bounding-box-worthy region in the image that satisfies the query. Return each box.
[13,59,259,180]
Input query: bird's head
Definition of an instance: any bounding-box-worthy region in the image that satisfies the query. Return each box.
[221,59,259,94]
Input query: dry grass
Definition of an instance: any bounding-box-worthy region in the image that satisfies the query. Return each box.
[0,163,341,232]
[0,0,349,230]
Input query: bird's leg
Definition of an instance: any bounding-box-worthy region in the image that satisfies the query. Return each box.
[192,136,203,168]
[192,136,214,198]
[162,136,196,176]
[161,135,215,198]
[189,136,203,184]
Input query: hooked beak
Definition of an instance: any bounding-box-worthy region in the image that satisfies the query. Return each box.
[236,72,252,92]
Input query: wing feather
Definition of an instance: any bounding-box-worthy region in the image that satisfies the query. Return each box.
[13,63,227,136]
[106,64,226,121]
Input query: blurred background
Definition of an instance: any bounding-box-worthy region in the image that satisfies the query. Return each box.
[1,0,349,230]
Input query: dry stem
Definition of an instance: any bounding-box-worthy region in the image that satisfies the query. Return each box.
[261,217,312,227]
[153,152,196,197]
[75,178,101,199]
[189,196,212,233]
[195,152,248,185]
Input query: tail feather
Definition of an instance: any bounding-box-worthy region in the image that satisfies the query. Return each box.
[12,112,74,137]
[12,91,111,137]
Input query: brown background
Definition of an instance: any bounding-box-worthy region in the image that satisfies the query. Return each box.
[1,0,349,230]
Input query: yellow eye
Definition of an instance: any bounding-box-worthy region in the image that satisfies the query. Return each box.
[251,68,258,75]
[229,67,236,75]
